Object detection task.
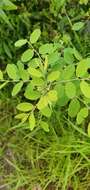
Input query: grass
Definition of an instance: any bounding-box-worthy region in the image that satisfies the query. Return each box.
[0,107,90,190]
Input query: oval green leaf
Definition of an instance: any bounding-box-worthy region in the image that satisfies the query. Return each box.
[65,82,76,98]
[24,83,41,100]
[68,99,80,117]
[29,112,35,131]
[30,29,41,44]
[6,64,19,80]
[80,81,90,98]
[40,106,52,118]
[76,107,88,125]
[21,49,34,63]
[28,67,43,78]
[37,96,48,110]
[48,90,58,102]
[72,22,84,31]
[17,102,33,112]
[15,39,27,48]
[12,81,23,96]
[62,65,75,80]
[47,71,60,82]
[76,58,90,78]
[40,121,49,132]
[39,43,54,55]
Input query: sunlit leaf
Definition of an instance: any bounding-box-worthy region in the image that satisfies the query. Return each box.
[21,49,34,62]
[6,64,19,80]
[64,48,74,64]
[37,96,48,110]
[28,67,43,78]
[76,107,88,124]
[47,71,60,82]
[30,29,41,44]
[17,102,33,112]
[40,121,49,132]
[72,22,84,31]
[15,39,27,48]
[65,82,76,98]
[68,99,80,117]
[24,83,41,100]
[48,90,58,102]
[62,65,75,80]
[0,70,3,80]
[12,81,23,96]
[0,81,8,90]
[40,106,52,118]
[76,58,90,78]
[80,81,90,98]
[39,43,55,55]
[29,112,35,131]
[15,113,29,123]
[17,62,29,81]
[87,123,90,137]
[0,0,17,10]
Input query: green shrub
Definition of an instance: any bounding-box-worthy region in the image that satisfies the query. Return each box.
[0,28,90,135]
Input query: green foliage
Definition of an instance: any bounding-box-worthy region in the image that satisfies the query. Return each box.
[62,65,75,80]
[39,43,55,55]
[15,39,28,48]
[24,83,41,100]
[0,1,90,189]
[6,64,19,80]
[65,82,76,99]
[76,107,88,124]
[21,49,34,63]
[17,102,33,112]
[1,27,90,131]
[40,106,52,118]
[40,120,49,132]
[0,70,3,80]
[47,71,60,82]
[28,67,43,78]
[72,22,85,31]
[0,0,17,28]
[76,58,90,78]
[79,0,88,5]
[80,81,90,98]
[87,123,90,137]
[30,28,41,44]
[68,99,80,118]
[12,81,23,96]
[29,112,35,130]
[0,0,17,11]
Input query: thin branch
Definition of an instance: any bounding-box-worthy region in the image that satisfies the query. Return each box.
[0,77,90,84]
